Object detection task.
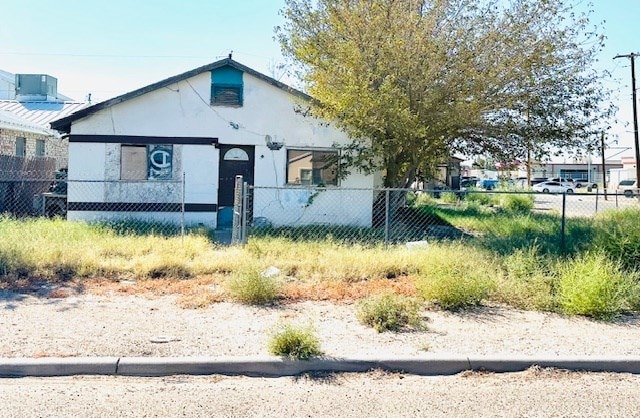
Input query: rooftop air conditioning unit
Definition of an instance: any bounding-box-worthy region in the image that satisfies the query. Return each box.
[15,74,58,101]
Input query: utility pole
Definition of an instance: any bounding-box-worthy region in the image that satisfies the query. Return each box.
[614,53,640,191]
[600,132,607,200]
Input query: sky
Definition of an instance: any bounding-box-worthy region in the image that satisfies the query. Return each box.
[1,0,639,158]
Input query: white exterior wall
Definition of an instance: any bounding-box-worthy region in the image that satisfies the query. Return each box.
[67,142,106,221]
[251,187,375,227]
[67,70,375,227]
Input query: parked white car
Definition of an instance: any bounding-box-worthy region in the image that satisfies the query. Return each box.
[574,179,597,189]
[532,181,574,194]
[617,179,639,197]
[549,177,575,187]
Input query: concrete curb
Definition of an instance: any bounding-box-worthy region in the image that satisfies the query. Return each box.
[3,356,640,377]
[0,357,119,377]
[116,356,472,377]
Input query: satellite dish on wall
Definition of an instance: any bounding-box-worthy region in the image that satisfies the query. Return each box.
[265,134,284,150]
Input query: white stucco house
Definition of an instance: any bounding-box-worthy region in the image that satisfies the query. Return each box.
[51,58,380,229]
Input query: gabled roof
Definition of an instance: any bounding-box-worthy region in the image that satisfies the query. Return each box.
[0,100,89,130]
[50,58,311,133]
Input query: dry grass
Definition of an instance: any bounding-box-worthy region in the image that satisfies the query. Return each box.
[177,288,224,309]
[282,276,417,301]
[47,288,71,299]
[5,218,638,319]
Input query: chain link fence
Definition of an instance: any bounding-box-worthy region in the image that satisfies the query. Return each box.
[0,154,61,217]
[65,179,186,235]
[0,175,188,236]
[243,185,640,252]
[2,171,640,250]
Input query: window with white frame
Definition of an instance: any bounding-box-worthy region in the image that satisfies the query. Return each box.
[286,149,339,186]
[120,144,173,180]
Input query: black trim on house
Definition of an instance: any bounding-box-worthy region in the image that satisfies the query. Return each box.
[67,202,217,212]
[69,135,218,145]
[50,58,313,133]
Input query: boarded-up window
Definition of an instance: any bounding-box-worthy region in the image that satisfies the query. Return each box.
[211,66,243,107]
[16,137,26,157]
[120,144,173,180]
[211,85,243,106]
[121,145,147,180]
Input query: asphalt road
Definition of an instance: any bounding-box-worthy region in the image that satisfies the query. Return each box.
[1,370,640,417]
[533,192,639,217]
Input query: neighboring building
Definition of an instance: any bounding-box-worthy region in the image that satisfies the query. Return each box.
[608,156,637,191]
[0,110,67,167]
[0,72,88,215]
[0,110,62,214]
[0,72,87,170]
[51,58,381,229]
[538,160,623,185]
[433,157,464,189]
[0,70,15,100]
[462,156,625,190]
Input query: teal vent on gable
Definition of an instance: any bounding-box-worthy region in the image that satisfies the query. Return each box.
[211,67,243,106]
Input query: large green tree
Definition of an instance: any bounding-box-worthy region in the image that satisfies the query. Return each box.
[277,0,613,187]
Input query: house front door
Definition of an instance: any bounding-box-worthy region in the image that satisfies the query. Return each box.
[217,145,255,228]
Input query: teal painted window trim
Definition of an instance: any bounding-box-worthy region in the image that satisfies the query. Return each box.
[211,66,243,106]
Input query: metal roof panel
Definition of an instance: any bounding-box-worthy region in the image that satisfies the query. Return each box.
[0,100,89,129]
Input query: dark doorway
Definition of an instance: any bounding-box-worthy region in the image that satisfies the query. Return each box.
[217,145,255,228]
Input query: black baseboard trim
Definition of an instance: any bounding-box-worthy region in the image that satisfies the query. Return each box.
[67,202,217,212]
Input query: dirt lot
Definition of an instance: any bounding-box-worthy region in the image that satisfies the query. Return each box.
[1,283,639,359]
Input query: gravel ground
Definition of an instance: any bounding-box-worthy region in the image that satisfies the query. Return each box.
[1,289,639,359]
[2,371,640,417]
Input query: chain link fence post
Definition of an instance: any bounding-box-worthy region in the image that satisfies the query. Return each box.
[231,175,243,245]
[181,171,186,239]
[561,192,567,254]
[384,188,390,245]
[241,181,249,245]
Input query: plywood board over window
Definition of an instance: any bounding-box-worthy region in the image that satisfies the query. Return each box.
[121,145,147,180]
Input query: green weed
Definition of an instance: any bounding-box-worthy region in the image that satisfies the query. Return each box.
[440,191,460,204]
[415,245,497,310]
[465,190,495,206]
[356,292,422,332]
[591,208,640,271]
[225,266,281,305]
[268,322,322,359]
[494,246,556,311]
[557,252,637,320]
[497,193,534,214]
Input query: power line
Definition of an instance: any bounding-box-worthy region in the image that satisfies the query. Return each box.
[0,51,211,59]
[613,52,640,186]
